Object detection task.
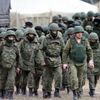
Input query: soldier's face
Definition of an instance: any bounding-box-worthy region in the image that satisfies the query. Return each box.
[75,32,83,39]
[51,30,58,38]
[7,35,15,41]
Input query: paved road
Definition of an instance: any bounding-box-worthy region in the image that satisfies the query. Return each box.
[14,80,100,100]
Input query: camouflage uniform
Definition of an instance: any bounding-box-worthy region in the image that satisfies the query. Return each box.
[82,11,94,28]
[62,28,74,92]
[28,26,45,96]
[20,28,44,95]
[0,30,19,99]
[15,29,24,94]
[42,23,64,98]
[93,13,100,40]
[88,32,100,97]
[63,26,93,100]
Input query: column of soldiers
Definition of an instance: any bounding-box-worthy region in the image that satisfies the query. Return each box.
[0,11,100,100]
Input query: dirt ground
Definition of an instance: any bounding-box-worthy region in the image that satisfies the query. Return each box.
[13,80,100,100]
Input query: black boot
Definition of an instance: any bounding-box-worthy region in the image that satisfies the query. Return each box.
[77,89,83,98]
[43,91,51,98]
[0,90,3,99]
[67,87,70,94]
[73,90,78,100]
[21,88,26,95]
[89,89,95,97]
[43,90,48,98]
[33,90,38,96]
[54,89,61,98]
[15,86,20,95]
[4,90,9,99]
[29,88,33,96]
[8,91,13,100]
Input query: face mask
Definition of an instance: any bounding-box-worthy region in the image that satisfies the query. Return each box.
[6,36,15,43]
[88,18,93,21]
[90,40,99,49]
[50,31,58,38]
[27,33,35,41]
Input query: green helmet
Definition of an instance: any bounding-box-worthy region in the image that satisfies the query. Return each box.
[25,28,36,36]
[74,26,84,33]
[89,32,99,40]
[87,11,94,17]
[83,31,89,39]
[5,30,16,38]
[80,12,86,20]
[72,13,80,19]
[52,16,59,22]
[65,27,74,35]
[94,12,100,17]
[49,23,60,31]
[16,29,24,38]
[62,16,68,22]
[85,25,93,31]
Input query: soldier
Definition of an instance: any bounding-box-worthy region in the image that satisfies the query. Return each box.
[80,12,86,23]
[28,26,45,96]
[0,30,20,99]
[93,12,100,41]
[88,32,100,97]
[61,28,74,93]
[85,25,93,34]
[83,11,94,28]
[15,29,24,95]
[63,27,74,43]
[72,13,82,26]
[42,23,64,98]
[19,28,45,96]
[63,26,94,100]
[52,16,59,24]
[62,16,68,26]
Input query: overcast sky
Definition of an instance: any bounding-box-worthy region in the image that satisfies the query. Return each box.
[11,0,98,14]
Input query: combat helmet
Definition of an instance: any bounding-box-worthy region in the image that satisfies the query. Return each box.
[74,26,84,33]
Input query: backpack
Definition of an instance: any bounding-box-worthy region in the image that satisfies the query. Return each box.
[1,45,17,69]
[69,37,86,63]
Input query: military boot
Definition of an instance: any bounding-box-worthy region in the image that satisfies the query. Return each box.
[33,90,38,96]
[43,89,51,98]
[77,89,83,98]
[0,90,3,99]
[15,86,20,95]
[21,88,26,95]
[8,91,13,100]
[89,89,95,97]
[4,90,9,99]
[67,87,70,94]
[54,89,61,98]
[73,90,78,100]
[29,88,33,96]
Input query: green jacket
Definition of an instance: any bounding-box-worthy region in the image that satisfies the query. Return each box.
[63,36,93,66]
[42,34,65,67]
[20,38,44,71]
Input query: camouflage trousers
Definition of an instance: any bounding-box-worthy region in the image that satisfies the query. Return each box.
[69,63,86,91]
[15,72,22,89]
[0,66,15,91]
[43,66,62,92]
[28,68,43,90]
[20,70,30,89]
[87,67,100,90]
[62,68,71,89]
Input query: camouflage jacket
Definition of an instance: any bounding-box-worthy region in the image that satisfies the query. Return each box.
[63,36,93,66]
[92,44,100,75]
[20,38,45,71]
[42,34,65,67]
